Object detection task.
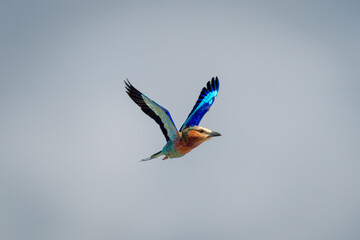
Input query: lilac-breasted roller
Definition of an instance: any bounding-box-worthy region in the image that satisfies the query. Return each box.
[125,77,221,161]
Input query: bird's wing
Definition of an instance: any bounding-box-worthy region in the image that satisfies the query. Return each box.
[180,77,220,131]
[125,80,178,142]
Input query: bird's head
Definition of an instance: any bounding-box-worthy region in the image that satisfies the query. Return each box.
[181,126,221,145]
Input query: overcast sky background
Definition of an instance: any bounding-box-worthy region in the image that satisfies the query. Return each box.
[1,1,360,240]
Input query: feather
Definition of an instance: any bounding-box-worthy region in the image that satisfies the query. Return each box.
[125,80,178,142]
[180,77,219,131]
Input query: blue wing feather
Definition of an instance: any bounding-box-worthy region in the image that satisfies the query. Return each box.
[180,77,219,131]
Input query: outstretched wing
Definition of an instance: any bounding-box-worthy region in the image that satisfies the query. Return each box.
[125,80,178,142]
[180,77,219,131]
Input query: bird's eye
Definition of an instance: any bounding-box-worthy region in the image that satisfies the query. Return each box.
[198,129,204,133]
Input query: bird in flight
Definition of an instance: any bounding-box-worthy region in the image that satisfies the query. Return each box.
[125,77,221,162]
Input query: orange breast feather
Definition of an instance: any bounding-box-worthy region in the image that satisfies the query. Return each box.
[175,140,193,154]
[175,130,207,154]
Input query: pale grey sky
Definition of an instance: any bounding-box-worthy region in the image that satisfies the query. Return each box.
[1,1,360,240]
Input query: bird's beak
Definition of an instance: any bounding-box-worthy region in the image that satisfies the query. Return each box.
[209,131,221,137]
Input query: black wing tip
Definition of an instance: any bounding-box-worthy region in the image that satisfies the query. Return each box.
[205,76,220,92]
[211,76,219,89]
[124,79,132,93]
[125,79,138,90]
[124,79,142,97]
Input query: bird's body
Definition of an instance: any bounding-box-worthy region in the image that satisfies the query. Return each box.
[162,126,219,159]
[125,77,221,161]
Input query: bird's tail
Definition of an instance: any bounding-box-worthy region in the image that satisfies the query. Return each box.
[140,150,163,162]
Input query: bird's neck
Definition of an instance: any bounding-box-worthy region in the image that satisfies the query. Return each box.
[179,131,206,148]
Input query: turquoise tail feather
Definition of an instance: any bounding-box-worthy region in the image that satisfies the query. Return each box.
[140,150,163,162]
